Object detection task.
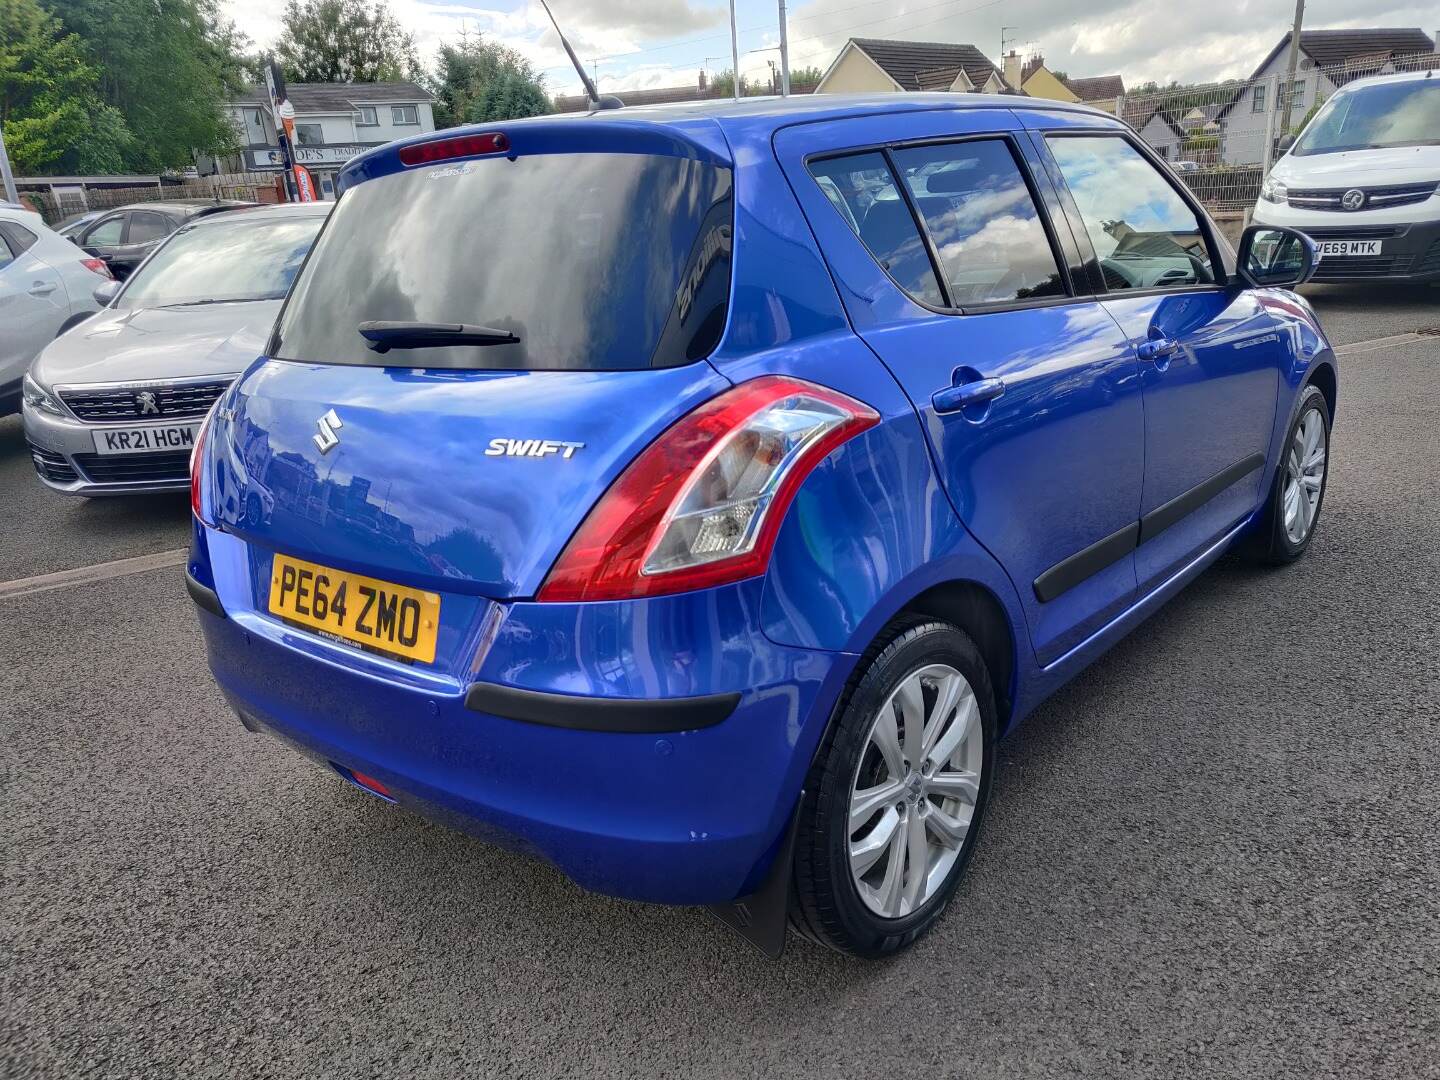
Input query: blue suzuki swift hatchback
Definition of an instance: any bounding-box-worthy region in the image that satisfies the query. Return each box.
[189,94,1336,958]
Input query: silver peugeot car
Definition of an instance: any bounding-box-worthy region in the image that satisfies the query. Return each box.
[23,202,329,495]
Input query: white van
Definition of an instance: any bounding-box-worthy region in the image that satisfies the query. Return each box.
[1253,69,1440,284]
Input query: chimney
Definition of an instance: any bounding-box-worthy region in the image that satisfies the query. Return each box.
[698,69,708,91]
[1003,50,1022,89]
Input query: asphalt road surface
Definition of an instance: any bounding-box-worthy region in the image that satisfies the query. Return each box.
[3,286,1438,1079]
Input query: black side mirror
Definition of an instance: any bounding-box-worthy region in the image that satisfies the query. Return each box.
[1236,225,1317,289]
[1277,132,1296,152]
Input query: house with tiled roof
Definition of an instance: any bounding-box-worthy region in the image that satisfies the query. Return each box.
[1000,52,1126,114]
[815,38,1010,95]
[1214,27,1436,164]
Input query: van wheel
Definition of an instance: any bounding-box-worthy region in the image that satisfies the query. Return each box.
[1247,384,1330,564]
[790,620,996,958]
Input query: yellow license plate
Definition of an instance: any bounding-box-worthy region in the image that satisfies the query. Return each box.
[268,554,440,664]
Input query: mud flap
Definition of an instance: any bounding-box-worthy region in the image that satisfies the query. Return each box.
[704,793,802,960]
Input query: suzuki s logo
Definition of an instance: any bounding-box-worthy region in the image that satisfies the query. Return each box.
[313,408,343,454]
[134,391,160,416]
[1341,188,1366,211]
[484,438,585,460]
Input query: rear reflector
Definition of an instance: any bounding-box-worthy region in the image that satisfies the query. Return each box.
[398,132,510,166]
[350,771,393,798]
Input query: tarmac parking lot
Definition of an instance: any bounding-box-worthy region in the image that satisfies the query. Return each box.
[2,283,1438,1078]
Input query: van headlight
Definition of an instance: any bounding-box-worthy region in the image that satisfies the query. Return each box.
[22,372,66,417]
[1261,176,1288,204]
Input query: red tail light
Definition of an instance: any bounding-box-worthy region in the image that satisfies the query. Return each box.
[190,401,220,519]
[537,376,878,603]
[81,258,113,280]
[398,132,509,166]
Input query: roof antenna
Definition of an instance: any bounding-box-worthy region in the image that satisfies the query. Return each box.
[538,0,624,111]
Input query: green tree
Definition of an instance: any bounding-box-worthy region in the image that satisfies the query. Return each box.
[789,65,824,91]
[42,0,249,171]
[428,33,548,126]
[275,0,418,84]
[1,0,135,172]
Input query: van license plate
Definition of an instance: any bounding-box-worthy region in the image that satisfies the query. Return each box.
[1316,240,1381,258]
[268,554,441,664]
[92,423,201,454]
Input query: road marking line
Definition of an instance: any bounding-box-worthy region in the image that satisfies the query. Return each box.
[0,548,188,602]
[1334,332,1425,356]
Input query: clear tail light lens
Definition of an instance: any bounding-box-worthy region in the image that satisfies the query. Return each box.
[538,376,878,602]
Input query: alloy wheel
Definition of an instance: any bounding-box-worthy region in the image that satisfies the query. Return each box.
[1283,405,1327,545]
[847,663,984,919]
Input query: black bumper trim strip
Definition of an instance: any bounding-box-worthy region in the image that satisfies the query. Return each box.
[1139,453,1265,545]
[465,682,741,733]
[1033,521,1139,604]
[185,569,226,619]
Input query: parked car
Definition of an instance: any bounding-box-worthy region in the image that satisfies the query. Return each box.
[72,198,254,280]
[187,96,1335,959]
[24,202,329,494]
[0,206,113,414]
[1255,69,1440,283]
[54,210,103,241]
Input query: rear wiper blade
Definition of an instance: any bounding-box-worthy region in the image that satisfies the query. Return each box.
[358,320,519,353]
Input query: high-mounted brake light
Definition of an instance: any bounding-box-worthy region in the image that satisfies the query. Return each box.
[537,377,879,603]
[398,132,510,167]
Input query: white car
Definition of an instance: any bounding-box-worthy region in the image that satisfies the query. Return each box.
[1253,69,1440,284]
[1,207,113,413]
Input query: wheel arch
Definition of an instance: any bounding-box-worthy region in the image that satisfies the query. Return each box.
[1305,358,1337,420]
[889,579,1018,734]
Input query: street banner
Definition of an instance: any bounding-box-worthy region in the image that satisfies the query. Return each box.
[293,164,318,202]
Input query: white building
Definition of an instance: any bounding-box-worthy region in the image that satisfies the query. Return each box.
[207,81,436,198]
[1215,28,1436,166]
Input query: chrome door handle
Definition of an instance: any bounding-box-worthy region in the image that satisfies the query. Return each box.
[933,377,1006,414]
[1137,336,1179,361]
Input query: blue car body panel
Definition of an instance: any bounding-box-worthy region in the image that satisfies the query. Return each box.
[192,94,1337,908]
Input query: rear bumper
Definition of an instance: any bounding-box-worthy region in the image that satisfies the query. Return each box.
[191,527,852,906]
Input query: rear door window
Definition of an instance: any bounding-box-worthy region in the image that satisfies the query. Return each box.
[891,140,1065,305]
[1046,135,1216,291]
[272,151,733,371]
[126,211,173,246]
[809,152,944,308]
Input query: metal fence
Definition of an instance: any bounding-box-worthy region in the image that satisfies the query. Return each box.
[1120,51,1440,211]
[22,175,269,225]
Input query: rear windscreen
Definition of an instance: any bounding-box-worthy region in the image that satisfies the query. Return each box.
[270,151,733,371]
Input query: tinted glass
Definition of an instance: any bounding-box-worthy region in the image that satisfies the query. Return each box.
[809,152,945,307]
[0,233,14,270]
[85,216,124,246]
[892,140,1064,305]
[1048,136,1215,291]
[0,222,38,253]
[127,212,172,245]
[119,214,325,309]
[272,152,733,371]
[1294,79,1440,155]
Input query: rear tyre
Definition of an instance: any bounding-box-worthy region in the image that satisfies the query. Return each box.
[1246,383,1331,565]
[790,620,996,958]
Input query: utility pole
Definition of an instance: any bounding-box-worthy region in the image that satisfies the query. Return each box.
[0,122,19,205]
[1277,0,1306,152]
[777,0,791,96]
[729,0,741,101]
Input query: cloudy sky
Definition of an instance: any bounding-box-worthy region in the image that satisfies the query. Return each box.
[222,0,1438,97]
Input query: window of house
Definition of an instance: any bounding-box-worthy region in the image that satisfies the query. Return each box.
[808,152,945,308]
[294,123,325,146]
[392,104,419,125]
[243,107,268,147]
[354,106,378,126]
[1047,135,1215,292]
[1252,84,1267,113]
[889,140,1064,305]
[1286,79,1305,108]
